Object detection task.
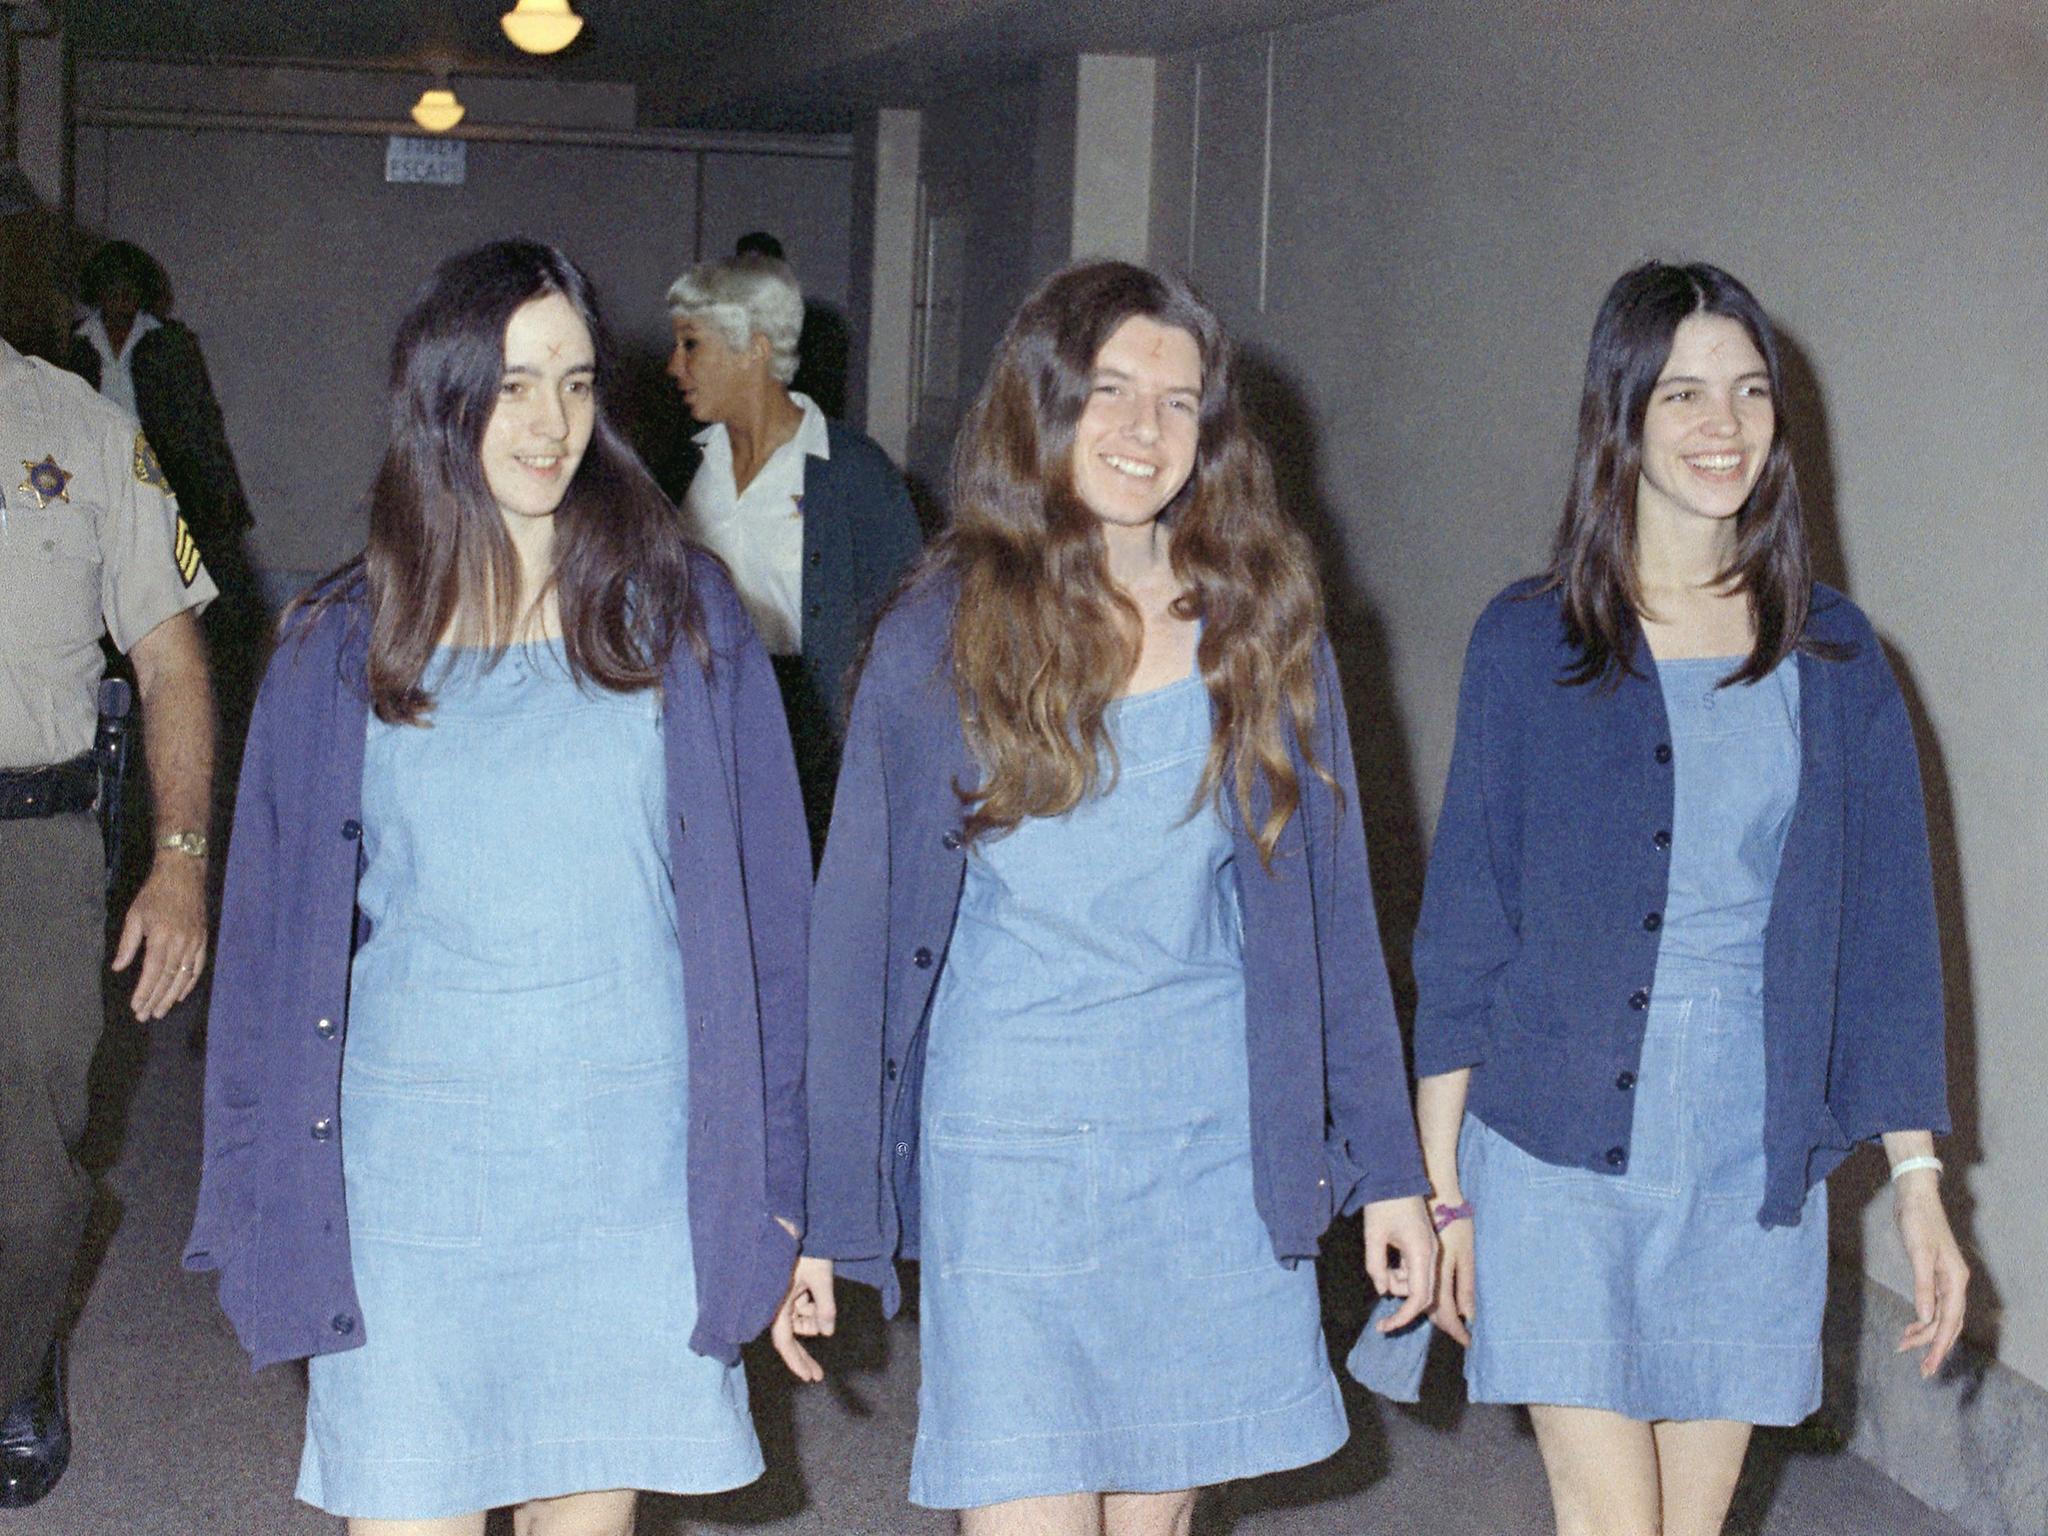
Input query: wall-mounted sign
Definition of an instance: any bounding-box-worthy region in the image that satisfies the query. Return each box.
[385,136,467,186]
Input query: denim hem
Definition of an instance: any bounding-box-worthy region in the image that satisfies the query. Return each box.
[1466,1338,1823,1427]
[295,1429,765,1520]
[908,1370,1347,1509]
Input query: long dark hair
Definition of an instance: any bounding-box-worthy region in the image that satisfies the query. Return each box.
[919,260,1330,867]
[1544,261,1833,686]
[304,239,704,723]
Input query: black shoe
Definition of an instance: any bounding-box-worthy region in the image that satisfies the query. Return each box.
[0,1343,70,1508]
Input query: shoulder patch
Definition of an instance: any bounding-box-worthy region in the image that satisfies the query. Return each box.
[134,432,170,490]
[173,515,202,587]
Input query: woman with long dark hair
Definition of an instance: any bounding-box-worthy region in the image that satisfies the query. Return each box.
[1413,262,1969,1536]
[185,240,815,1535]
[787,260,1436,1533]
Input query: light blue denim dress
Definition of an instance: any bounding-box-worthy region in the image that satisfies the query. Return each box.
[911,672,1347,1510]
[296,640,762,1520]
[1460,656,1827,1424]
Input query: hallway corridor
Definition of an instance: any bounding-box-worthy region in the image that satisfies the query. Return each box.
[0,1006,1972,1536]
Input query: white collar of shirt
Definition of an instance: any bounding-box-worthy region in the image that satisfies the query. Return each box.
[76,309,159,417]
[691,389,831,466]
[683,392,829,656]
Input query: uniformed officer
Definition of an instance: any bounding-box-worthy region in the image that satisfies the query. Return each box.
[0,316,217,1505]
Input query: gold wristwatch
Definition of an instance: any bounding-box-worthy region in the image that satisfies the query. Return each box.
[157,830,210,859]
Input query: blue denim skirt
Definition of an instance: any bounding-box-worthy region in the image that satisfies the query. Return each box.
[1463,967,1826,1424]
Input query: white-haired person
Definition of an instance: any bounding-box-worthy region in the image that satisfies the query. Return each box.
[666,252,922,853]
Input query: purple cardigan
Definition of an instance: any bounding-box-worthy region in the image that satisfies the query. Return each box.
[802,577,1429,1312]
[184,553,812,1369]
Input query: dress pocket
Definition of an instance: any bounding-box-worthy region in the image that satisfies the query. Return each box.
[581,1055,690,1235]
[1687,993,1769,1204]
[927,1113,1097,1278]
[1174,1131,1273,1279]
[341,1062,488,1248]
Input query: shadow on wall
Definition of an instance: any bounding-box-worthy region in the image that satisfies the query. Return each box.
[1235,346,1429,1028]
[1777,329,1996,1442]
[612,337,701,505]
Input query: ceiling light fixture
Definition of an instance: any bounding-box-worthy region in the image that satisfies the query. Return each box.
[500,0,584,55]
[410,86,466,133]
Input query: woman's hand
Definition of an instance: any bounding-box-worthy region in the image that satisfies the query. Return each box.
[1363,1195,1438,1332]
[1893,1172,1969,1378]
[1430,1211,1476,1346]
[771,1256,837,1383]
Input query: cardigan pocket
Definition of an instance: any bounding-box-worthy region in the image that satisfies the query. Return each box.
[1489,961,1566,1040]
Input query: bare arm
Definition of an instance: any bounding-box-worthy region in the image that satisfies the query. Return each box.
[1417,1068,1476,1343]
[1880,1128,1970,1377]
[114,608,214,1020]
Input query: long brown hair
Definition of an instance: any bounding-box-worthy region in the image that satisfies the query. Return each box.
[304,239,704,721]
[1544,261,1842,686]
[928,260,1330,867]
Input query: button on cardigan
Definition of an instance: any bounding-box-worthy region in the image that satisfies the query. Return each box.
[1412,579,1950,1227]
[802,577,1429,1313]
[183,554,812,1370]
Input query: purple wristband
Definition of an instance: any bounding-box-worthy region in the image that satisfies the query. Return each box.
[1431,1200,1474,1233]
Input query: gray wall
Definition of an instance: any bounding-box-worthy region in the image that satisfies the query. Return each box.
[903,71,1047,510]
[1152,0,2048,1399]
[70,63,853,579]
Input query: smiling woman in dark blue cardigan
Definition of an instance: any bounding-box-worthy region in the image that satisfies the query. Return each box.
[1412,262,1969,1536]
[788,261,1434,1530]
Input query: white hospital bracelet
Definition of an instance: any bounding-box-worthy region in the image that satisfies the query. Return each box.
[1889,1155,1943,1182]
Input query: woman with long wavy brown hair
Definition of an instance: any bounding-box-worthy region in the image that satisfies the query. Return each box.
[784,260,1435,1534]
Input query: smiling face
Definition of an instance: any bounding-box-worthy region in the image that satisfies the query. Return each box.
[1635,312,1775,531]
[480,291,597,529]
[1067,315,1203,533]
[667,314,757,425]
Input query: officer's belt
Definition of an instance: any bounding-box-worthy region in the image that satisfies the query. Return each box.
[0,753,98,819]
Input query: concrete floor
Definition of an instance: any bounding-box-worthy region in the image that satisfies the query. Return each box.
[1,1009,1972,1536]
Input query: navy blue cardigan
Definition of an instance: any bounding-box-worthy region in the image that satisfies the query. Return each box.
[795,421,923,730]
[184,554,812,1369]
[1412,580,1949,1227]
[802,578,1430,1312]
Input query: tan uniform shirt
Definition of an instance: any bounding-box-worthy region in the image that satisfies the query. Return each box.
[0,338,215,770]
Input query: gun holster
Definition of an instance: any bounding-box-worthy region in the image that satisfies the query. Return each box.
[93,676,134,885]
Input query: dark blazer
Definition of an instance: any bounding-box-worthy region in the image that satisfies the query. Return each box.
[797,421,922,731]
[183,554,812,1369]
[1412,579,1950,1227]
[802,576,1429,1315]
[68,318,252,556]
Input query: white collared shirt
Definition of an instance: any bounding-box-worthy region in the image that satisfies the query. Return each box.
[76,309,160,419]
[682,391,829,657]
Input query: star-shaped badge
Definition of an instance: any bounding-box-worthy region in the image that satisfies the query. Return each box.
[18,455,72,509]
